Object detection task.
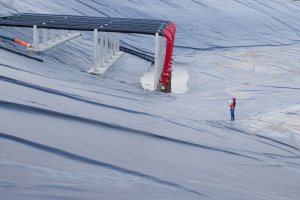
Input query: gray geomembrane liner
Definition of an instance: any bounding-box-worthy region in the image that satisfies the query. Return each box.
[0,0,300,199]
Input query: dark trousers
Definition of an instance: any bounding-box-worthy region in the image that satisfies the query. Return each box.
[230,109,235,121]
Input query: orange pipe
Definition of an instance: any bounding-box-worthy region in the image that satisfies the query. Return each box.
[13,38,34,48]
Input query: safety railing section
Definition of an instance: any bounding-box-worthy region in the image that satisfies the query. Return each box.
[88,29,124,76]
[27,25,81,52]
[154,33,166,90]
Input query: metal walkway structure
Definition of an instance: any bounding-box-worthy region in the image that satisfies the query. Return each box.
[0,13,176,89]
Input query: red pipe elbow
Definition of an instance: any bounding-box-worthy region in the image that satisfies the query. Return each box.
[166,24,176,68]
[159,29,173,84]
[160,22,177,84]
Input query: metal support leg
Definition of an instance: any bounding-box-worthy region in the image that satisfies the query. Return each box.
[33,25,39,49]
[51,29,55,42]
[154,33,159,90]
[65,30,68,37]
[117,33,120,52]
[109,32,112,59]
[104,32,108,63]
[43,29,47,46]
[99,32,104,68]
[93,29,99,73]
[161,36,165,73]
[71,30,74,35]
[113,32,116,55]
[58,30,62,39]
[162,37,166,69]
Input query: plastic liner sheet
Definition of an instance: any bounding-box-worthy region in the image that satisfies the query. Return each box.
[0,0,300,199]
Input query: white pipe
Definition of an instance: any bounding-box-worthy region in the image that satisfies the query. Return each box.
[113,32,116,55]
[117,33,120,52]
[154,33,159,90]
[109,32,112,59]
[33,25,39,49]
[104,32,108,63]
[99,32,104,68]
[58,30,62,39]
[161,37,166,75]
[43,29,47,46]
[93,29,99,73]
[51,29,55,42]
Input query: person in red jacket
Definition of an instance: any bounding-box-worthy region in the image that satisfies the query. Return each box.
[228,97,236,121]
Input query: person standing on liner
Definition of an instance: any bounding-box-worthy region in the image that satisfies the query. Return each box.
[228,97,236,121]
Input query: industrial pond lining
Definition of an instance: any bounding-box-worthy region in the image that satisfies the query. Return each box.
[1,0,300,199]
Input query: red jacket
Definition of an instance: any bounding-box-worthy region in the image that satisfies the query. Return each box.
[230,101,235,109]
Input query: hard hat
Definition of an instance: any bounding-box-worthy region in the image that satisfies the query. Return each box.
[232,97,236,100]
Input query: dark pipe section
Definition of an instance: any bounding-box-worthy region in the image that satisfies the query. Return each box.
[12,13,169,23]
[99,39,155,63]
[0,45,43,62]
[120,46,154,63]
[0,34,14,41]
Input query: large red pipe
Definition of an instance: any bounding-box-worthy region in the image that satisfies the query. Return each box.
[170,22,176,51]
[167,22,176,66]
[159,22,176,84]
[159,29,173,84]
[166,25,175,69]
